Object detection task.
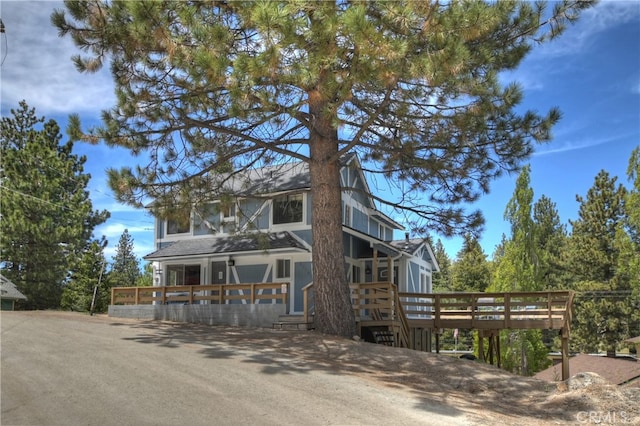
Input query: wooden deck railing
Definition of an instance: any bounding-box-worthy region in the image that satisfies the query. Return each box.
[111,283,289,306]
[399,291,574,331]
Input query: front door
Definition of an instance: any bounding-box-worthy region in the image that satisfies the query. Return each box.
[211,261,227,284]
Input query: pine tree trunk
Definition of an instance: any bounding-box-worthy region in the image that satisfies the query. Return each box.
[307,90,357,338]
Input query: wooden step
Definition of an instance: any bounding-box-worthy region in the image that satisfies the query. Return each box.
[372,330,395,346]
[272,315,315,330]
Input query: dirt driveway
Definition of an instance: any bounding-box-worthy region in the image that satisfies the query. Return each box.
[2,311,639,426]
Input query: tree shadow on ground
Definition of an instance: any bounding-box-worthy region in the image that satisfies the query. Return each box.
[110,318,611,425]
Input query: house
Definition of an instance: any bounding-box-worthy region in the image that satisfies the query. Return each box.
[142,154,439,316]
[0,275,27,311]
[625,336,640,360]
[534,353,640,388]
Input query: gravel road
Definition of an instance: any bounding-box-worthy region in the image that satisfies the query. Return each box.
[1,311,470,426]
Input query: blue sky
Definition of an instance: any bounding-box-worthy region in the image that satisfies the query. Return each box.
[1,1,639,263]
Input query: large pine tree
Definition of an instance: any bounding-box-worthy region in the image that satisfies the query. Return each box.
[532,195,569,290]
[53,0,594,336]
[568,170,632,355]
[0,101,110,309]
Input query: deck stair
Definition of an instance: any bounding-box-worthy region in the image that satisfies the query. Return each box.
[272,314,314,330]
[370,326,395,346]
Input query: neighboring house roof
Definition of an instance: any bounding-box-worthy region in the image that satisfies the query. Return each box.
[534,353,640,387]
[0,275,27,301]
[625,336,640,345]
[144,231,310,260]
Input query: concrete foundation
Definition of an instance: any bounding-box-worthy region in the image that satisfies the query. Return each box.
[108,303,286,328]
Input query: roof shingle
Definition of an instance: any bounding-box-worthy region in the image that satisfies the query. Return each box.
[144,231,309,260]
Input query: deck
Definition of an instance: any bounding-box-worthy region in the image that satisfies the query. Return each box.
[305,283,574,379]
[111,282,574,379]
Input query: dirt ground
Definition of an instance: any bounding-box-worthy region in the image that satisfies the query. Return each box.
[9,312,639,425]
[98,314,640,426]
[240,328,640,425]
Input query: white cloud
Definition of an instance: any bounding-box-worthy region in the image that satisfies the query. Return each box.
[0,1,115,116]
[535,1,640,59]
[533,132,633,157]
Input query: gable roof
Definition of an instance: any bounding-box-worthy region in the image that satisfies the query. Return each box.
[147,154,364,207]
[0,275,27,301]
[534,353,640,386]
[390,238,440,272]
[144,231,310,260]
[211,154,363,197]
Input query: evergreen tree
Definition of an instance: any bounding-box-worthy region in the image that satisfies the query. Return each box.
[451,234,490,292]
[532,195,569,290]
[621,148,640,341]
[0,101,109,309]
[109,229,141,288]
[567,170,632,355]
[432,239,453,292]
[61,239,108,312]
[53,0,594,337]
[136,262,154,287]
[625,147,640,306]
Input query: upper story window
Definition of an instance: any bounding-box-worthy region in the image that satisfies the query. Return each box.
[221,203,235,220]
[273,194,303,224]
[167,218,190,235]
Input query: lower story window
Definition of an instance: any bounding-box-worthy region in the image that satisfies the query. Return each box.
[166,264,201,286]
[276,259,291,279]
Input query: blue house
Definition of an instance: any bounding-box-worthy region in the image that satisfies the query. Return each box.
[141,154,439,317]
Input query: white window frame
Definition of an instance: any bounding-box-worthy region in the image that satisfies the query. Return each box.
[275,258,291,280]
[378,223,386,240]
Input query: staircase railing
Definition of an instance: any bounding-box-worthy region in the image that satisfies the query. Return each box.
[302,282,315,324]
[393,288,411,348]
[302,281,410,347]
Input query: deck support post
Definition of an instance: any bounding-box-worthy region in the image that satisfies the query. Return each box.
[478,331,485,362]
[561,328,570,381]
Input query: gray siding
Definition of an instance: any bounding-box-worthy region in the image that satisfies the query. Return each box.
[233,264,270,284]
[343,233,352,258]
[369,218,380,239]
[239,198,270,230]
[292,229,312,246]
[193,204,219,236]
